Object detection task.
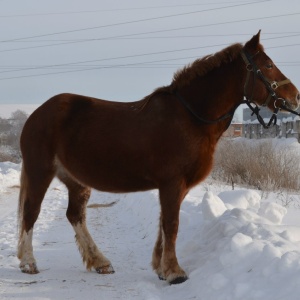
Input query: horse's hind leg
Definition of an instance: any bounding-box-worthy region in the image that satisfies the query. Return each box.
[18,165,55,274]
[56,167,114,274]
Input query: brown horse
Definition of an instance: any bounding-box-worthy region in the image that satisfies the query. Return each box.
[17,31,299,284]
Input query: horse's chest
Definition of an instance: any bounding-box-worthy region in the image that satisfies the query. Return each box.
[185,145,215,187]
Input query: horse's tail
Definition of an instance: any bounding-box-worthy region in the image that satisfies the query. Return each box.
[17,165,28,252]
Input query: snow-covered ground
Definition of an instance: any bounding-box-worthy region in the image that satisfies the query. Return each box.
[1,161,300,300]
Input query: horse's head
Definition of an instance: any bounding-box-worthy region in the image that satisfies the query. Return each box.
[242,30,300,113]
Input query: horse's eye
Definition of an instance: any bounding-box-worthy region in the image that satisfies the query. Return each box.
[266,63,273,69]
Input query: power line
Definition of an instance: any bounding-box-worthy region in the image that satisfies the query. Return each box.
[268,43,300,49]
[0,1,265,18]
[0,43,229,75]
[2,10,300,54]
[1,61,299,71]
[3,31,300,43]
[0,56,199,81]
[0,0,271,43]
[1,32,299,75]
[0,20,300,53]
[1,41,300,81]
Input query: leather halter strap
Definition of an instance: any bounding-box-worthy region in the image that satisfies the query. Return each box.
[240,51,291,106]
[240,50,300,128]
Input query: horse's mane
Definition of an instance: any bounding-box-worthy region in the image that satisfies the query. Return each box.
[144,42,260,100]
[171,43,244,90]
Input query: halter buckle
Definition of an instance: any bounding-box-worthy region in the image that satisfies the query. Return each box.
[271,81,279,90]
[246,64,253,71]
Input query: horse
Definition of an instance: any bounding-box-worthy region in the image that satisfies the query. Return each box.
[17,31,299,284]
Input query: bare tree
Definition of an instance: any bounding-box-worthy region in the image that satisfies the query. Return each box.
[0,110,28,162]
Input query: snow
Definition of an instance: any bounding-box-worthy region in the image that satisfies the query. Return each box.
[1,162,300,299]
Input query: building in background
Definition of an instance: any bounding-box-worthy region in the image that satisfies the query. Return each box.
[243,106,300,141]
[223,122,243,137]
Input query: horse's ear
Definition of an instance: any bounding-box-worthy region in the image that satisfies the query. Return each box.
[244,30,261,53]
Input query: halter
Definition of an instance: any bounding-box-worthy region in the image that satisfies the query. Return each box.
[174,50,300,129]
[241,50,300,128]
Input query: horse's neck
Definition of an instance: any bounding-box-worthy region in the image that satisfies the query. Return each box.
[180,60,245,121]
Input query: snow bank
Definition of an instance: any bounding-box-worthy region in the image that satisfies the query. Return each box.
[171,189,300,300]
[0,162,21,219]
[202,191,227,220]
[83,188,300,300]
[0,162,20,193]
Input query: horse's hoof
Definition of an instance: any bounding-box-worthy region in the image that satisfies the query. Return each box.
[169,275,188,285]
[158,275,166,281]
[20,262,39,274]
[95,265,115,274]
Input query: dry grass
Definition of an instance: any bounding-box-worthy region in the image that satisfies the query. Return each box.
[211,138,300,192]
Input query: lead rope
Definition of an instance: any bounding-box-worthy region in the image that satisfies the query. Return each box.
[244,100,279,129]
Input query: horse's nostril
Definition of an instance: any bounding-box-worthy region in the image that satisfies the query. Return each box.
[297,94,300,101]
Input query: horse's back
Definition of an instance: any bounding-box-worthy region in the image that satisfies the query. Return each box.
[21,92,147,147]
[20,93,169,191]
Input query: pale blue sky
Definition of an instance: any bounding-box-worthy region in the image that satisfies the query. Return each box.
[1,0,300,121]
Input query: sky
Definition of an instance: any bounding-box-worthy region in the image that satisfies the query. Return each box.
[1,0,300,120]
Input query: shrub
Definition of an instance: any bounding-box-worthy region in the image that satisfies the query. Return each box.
[212,138,300,192]
[0,110,28,163]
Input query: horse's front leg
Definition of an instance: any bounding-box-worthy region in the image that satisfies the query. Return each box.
[152,216,163,279]
[153,183,188,284]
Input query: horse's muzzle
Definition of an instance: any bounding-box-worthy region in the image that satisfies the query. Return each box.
[282,93,300,112]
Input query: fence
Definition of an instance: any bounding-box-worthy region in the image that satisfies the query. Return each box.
[243,117,300,141]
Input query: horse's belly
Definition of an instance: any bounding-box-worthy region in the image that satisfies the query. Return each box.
[58,153,156,193]
[79,172,155,193]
